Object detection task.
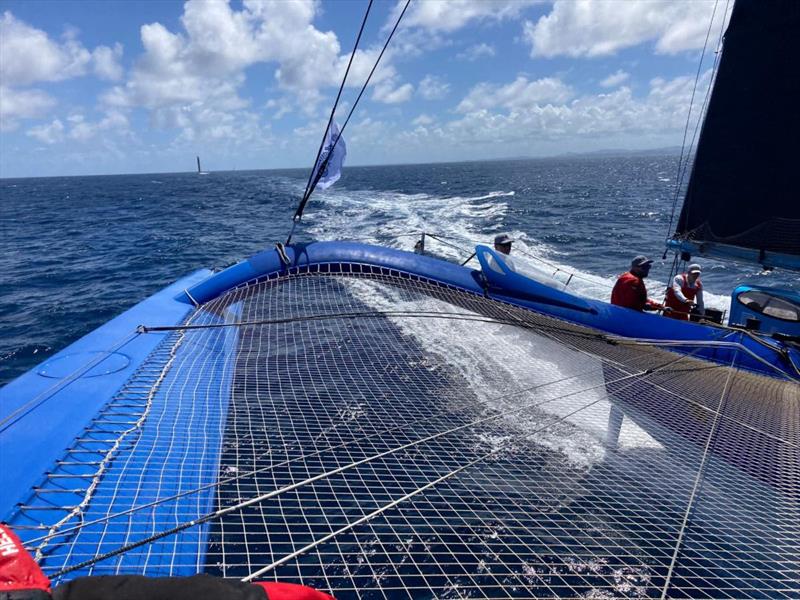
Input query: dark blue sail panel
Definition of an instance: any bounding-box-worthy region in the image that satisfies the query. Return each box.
[676,0,800,257]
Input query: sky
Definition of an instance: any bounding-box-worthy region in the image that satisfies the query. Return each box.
[0,0,731,178]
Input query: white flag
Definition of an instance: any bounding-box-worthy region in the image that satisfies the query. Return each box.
[313,121,346,190]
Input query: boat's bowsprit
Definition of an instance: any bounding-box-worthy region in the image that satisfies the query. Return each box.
[3,261,797,599]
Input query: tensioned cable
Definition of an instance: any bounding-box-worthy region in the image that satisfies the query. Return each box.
[289,0,413,241]
[422,231,615,291]
[663,0,721,246]
[668,0,731,247]
[138,309,624,346]
[137,307,796,378]
[50,353,682,578]
[295,0,374,221]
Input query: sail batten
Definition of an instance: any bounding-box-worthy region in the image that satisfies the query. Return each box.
[675,0,800,261]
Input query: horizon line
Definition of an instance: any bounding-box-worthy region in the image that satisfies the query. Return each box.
[0,147,683,181]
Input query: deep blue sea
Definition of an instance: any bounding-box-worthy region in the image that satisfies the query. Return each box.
[2,155,798,386]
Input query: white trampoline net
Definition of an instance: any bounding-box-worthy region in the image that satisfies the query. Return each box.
[10,264,799,599]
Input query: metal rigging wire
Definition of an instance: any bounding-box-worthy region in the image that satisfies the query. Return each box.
[663,0,724,249]
[288,0,413,243]
[297,0,374,215]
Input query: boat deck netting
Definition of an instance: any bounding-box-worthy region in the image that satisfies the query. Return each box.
[8,264,799,599]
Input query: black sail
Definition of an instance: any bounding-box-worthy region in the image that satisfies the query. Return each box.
[675,0,800,258]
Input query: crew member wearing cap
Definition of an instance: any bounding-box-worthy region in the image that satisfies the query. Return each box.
[664,263,704,321]
[610,256,666,312]
[494,233,513,255]
[493,233,516,271]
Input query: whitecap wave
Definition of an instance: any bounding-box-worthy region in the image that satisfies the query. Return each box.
[303,181,732,317]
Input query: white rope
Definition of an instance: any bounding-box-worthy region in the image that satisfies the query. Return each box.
[34,329,187,561]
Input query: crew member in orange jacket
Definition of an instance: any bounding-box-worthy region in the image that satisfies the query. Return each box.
[664,263,704,320]
[610,255,666,312]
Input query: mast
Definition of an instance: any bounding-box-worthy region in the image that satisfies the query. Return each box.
[671,0,800,271]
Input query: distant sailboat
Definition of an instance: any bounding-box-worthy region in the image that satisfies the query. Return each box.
[196,156,208,175]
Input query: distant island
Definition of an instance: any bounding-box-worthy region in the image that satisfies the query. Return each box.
[555,146,683,158]
[493,146,683,162]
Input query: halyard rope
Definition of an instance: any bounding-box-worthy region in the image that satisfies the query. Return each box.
[664,0,722,245]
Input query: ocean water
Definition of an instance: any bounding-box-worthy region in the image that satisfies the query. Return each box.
[1,155,798,386]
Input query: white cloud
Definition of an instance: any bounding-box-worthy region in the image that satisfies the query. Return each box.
[0,11,92,86]
[392,0,540,33]
[418,75,449,100]
[457,76,573,113]
[372,81,414,104]
[69,110,130,141]
[0,86,56,131]
[409,70,711,153]
[26,119,65,144]
[103,0,412,140]
[92,43,124,81]
[600,69,630,88]
[457,42,496,61]
[413,114,434,126]
[524,0,729,58]
[0,11,128,130]
[24,111,131,144]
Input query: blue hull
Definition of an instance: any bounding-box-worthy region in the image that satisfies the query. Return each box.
[185,242,799,380]
[472,245,799,379]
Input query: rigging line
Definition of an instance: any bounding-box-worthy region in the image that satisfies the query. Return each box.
[659,349,739,600]
[0,331,141,433]
[513,248,614,290]
[51,361,661,578]
[292,0,412,229]
[424,231,610,290]
[725,326,800,379]
[423,233,473,255]
[664,250,680,296]
[139,310,515,332]
[616,336,798,380]
[242,351,694,583]
[139,310,618,345]
[33,328,189,561]
[675,0,731,241]
[296,0,374,219]
[28,365,601,547]
[142,305,795,373]
[664,0,721,244]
